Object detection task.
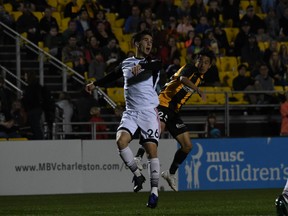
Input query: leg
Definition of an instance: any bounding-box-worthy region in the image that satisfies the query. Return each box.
[161,131,192,192]
[117,130,145,192]
[143,141,159,208]
[275,179,288,215]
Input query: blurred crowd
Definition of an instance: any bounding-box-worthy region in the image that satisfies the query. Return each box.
[1,0,288,139]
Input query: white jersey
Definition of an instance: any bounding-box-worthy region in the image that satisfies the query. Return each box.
[122,57,160,111]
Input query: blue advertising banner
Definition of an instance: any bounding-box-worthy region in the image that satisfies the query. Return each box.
[178,137,288,191]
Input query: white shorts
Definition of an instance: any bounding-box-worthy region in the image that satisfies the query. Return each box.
[117,108,160,145]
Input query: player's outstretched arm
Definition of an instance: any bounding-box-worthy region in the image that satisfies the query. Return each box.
[179,76,206,102]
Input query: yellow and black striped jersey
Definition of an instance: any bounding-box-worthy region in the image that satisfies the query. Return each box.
[159,63,203,113]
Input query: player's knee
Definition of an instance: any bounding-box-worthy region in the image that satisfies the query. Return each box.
[116,136,129,149]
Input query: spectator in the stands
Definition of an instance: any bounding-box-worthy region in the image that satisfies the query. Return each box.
[64,0,80,19]
[240,33,263,71]
[184,30,196,48]
[16,2,40,46]
[0,5,15,28]
[84,36,106,80]
[203,64,221,87]
[240,5,266,34]
[190,0,206,22]
[267,51,287,86]
[75,9,91,37]
[165,56,181,80]
[263,40,280,63]
[123,4,141,34]
[155,0,178,28]
[280,91,288,136]
[204,113,222,138]
[279,44,288,66]
[254,63,276,104]
[89,106,109,140]
[44,25,63,59]
[187,34,203,56]
[261,0,276,14]
[264,8,280,39]
[159,36,181,69]
[177,0,191,18]
[62,34,86,74]
[255,27,271,43]
[206,0,221,26]
[62,20,84,47]
[176,15,194,41]
[213,24,230,55]
[94,20,117,47]
[0,100,21,139]
[39,7,59,40]
[195,15,211,35]
[91,9,112,34]
[234,20,251,56]
[222,0,240,27]
[279,7,288,38]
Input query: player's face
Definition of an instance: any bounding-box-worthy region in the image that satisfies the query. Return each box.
[138,35,153,57]
[196,55,211,74]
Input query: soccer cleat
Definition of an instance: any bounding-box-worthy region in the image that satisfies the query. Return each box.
[146,193,158,208]
[161,170,178,192]
[275,194,288,216]
[134,157,143,171]
[132,174,146,192]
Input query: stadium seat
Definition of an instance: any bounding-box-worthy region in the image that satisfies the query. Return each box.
[60,17,71,32]
[223,28,239,44]
[219,56,238,72]
[47,0,58,8]
[11,11,22,21]
[0,138,7,141]
[219,71,238,88]
[58,0,71,6]
[186,94,201,105]
[3,3,13,13]
[112,27,124,41]
[240,0,259,12]
[107,87,125,106]
[8,137,28,141]
[33,12,44,21]
[106,13,117,24]
[114,18,125,28]
[52,11,62,27]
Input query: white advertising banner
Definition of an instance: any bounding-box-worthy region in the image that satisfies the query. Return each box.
[0,139,177,195]
[0,140,83,195]
[82,140,177,193]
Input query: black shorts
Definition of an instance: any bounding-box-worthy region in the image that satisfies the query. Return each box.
[157,105,188,138]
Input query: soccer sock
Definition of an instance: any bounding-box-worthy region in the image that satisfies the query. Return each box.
[283,179,288,202]
[119,147,141,177]
[148,158,160,196]
[135,146,145,159]
[169,149,189,175]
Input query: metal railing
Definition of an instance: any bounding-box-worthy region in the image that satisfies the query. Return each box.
[0,21,116,108]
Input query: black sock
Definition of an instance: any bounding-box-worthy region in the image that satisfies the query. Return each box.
[169,149,188,174]
[135,147,145,158]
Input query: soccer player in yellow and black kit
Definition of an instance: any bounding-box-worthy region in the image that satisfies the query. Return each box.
[134,48,216,191]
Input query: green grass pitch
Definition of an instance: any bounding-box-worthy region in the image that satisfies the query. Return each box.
[0,189,281,215]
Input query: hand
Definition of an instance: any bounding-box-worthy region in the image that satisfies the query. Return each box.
[131,64,142,76]
[198,89,206,102]
[85,82,96,94]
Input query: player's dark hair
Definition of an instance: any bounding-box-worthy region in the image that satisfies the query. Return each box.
[197,48,216,64]
[132,30,153,45]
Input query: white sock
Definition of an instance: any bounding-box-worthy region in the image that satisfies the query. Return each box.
[151,187,158,196]
[148,158,160,193]
[119,147,141,177]
[283,179,288,202]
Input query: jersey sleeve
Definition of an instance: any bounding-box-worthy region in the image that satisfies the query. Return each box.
[93,63,123,87]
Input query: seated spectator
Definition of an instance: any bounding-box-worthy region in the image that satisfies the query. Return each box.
[177,0,191,18]
[234,20,251,56]
[62,34,86,74]
[203,64,221,87]
[195,16,211,35]
[64,0,80,19]
[16,2,40,46]
[10,99,28,137]
[84,36,106,80]
[187,34,203,57]
[255,27,271,43]
[204,113,222,138]
[39,7,59,40]
[0,5,15,28]
[264,8,280,39]
[89,106,108,139]
[267,51,287,86]
[279,44,288,66]
[189,0,206,22]
[222,0,240,27]
[91,9,112,34]
[203,29,220,56]
[240,33,263,71]
[206,0,221,26]
[62,20,84,47]
[159,36,181,69]
[254,63,277,104]
[75,9,91,37]
[184,30,196,48]
[213,24,230,55]
[279,7,288,38]
[176,15,194,41]
[155,0,178,28]
[123,4,141,34]
[44,25,63,59]
[94,21,117,47]
[240,5,266,34]
[0,100,21,139]
[165,56,181,80]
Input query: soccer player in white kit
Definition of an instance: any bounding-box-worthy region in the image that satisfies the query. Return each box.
[86,30,161,208]
[275,179,288,215]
